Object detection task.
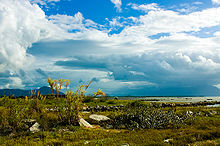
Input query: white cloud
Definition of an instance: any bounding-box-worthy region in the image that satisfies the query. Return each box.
[0,0,70,70]
[0,0,44,70]
[109,18,123,27]
[193,1,203,5]
[214,84,220,89]
[177,3,199,14]
[119,6,220,38]
[2,0,220,95]
[42,5,220,95]
[0,0,69,88]
[128,3,161,12]
[1,77,25,89]
[110,0,122,12]
[49,12,99,32]
[212,0,220,4]
[30,0,60,5]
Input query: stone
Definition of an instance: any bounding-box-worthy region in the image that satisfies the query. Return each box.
[186,111,193,115]
[121,144,129,146]
[84,141,89,144]
[30,122,40,133]
[106,124,113,129]
[164,139,173,143]
[58,128,73,133]
[197,112,201,116]
[79,118,93,128]
[89,114,110,122]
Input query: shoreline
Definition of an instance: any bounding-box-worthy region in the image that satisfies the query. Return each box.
[115,96,220,103]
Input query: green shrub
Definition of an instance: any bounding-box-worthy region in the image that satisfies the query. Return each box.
[82,96,94,103]
[99,96,108,102]
[0,105,28,135]
[38,112,59,130]
[111,104,195,130]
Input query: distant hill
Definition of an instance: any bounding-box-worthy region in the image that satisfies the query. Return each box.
[0,86,64,97]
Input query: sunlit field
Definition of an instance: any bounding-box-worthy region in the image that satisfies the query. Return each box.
[0,80,219,145]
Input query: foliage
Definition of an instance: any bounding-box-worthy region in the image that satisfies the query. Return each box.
[0,103,28,135]
[47,78,106,125]
[93,89,106,97]
[111,102,196,130]
[0,81,220,145]
[0,124,220,145]
[48,78,55,95]
[57,90,79,125]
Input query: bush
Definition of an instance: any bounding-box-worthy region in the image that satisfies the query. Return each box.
[98,96,108,102]
[83,96,94,103]
[111,104,195,130]
[38,112,59,130]
[0,105,28,135]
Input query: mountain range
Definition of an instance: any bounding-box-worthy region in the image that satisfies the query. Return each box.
[0,86,64,97]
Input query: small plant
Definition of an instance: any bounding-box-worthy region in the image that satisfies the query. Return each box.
[58,90,78,125]
[57,79,66,98]
[93,89,106,97]
[65,79,70,93]
[48,78,68,98]
[54,80,59,98]
[0,104,28,135]
[57,79,106,125]
[48,78,55,96]
[30,89,36,98]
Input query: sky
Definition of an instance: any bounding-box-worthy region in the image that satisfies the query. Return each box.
[1,0,220,96]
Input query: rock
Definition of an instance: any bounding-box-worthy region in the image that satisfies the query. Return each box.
[164,139,169,143]
[89,114,110,122]
[30,122,40,133]
[58,128,73,133]
[84,141,89,144]
[196,111,201,116]
[164,139,173,143]
[209,110,217,116]
[186,111,193,115]
[114,96,118,100]
[79,118,93,128]
[121,144,129,146]
[9,133,15,137]
[106,124,113,129]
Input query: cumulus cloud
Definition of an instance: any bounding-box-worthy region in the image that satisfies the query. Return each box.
[128,3,161,12]
[2,0,220,95]
[193,1,203,5]
[122,6,220,37]
[37,4,220,95]
[177,3,199,14]
[29,30,220,95]
[212,0,220,4]
[0,0,68,88]
[110,0,122,12]
[30,0,60,5]
[48,12,99,32]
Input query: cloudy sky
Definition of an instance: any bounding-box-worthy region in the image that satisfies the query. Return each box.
[1,0,220,96]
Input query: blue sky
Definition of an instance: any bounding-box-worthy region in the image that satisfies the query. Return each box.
[1,0,220,96]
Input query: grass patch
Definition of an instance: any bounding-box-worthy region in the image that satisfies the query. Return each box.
[0,96,219,145]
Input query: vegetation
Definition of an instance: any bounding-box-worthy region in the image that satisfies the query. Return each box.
[111,102,195,130]
[0,79,219,145]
